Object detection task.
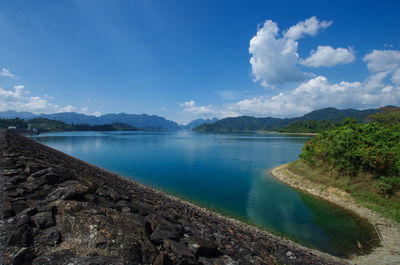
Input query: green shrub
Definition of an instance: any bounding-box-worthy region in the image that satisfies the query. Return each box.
[299,119,400,197]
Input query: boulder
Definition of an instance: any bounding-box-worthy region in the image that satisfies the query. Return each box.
[150,225,180,243]
[32,211,55,229]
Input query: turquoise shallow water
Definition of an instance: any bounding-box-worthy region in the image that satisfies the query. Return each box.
[32,131,378,257]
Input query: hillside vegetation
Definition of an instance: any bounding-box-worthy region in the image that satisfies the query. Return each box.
[294,108,400,221]
[194,107,378,132]
[278,120,341,133]
[0,118,138,133]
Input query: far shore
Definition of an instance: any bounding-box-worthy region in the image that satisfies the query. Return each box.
[270,162,400,265]
[257,131,318,136]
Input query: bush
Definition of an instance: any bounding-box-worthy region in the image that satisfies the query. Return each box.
[299,119,400,197]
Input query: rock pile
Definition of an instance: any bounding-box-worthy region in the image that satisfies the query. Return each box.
[0,131,344,265]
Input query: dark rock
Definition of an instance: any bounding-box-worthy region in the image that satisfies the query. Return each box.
[15,214,31,227]
[32,211,55,229]
[30,167,54,179]
[7,226,33,247]
[84,193,98,203]
[187,236,221,258]
[65,256,125,265]
[153,253,173,265]
[8,247,34,265]
[163,239,195,261]
[2,201,15,217]
[150,225,180,243]
[3,169,20,176]
[38,228,61,246]
[19,207,38,216]
[31,250,75,265]
[47,186,85,201]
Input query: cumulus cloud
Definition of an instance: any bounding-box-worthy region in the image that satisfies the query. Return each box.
[93,111,101,117]
[300,46,355,67]
[231,74,398,117]
[284,16,332,40]
[231,49,400,117]
[0,68,16,78]
[363,49,400,73]
[249,17,334,87]
[249,20,305,87]
[0,85,77,114]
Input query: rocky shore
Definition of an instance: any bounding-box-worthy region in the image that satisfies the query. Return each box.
[0,130,344,265]
[271,163,400,265]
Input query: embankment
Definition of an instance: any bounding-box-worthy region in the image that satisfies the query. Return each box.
[271,163,400,265]
[0,130,344,265]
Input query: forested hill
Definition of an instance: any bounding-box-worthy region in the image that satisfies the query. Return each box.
[0,118,139,133]
[194,107,379,132]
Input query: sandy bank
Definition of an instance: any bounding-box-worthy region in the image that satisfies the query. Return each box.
[270,163,400,265]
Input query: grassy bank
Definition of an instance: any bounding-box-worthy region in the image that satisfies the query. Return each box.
[288,160,400,223]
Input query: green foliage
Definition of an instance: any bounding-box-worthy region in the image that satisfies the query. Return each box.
[278,120,340,133]
[300,120,400,198]
[0,118,27,129]
[193,116,289,132]
[109,122,138,131]
[193,107,378,132]
[367,106,400,126]
[0,117,138,133]
[374,176,400,196]
[28,118,75,132]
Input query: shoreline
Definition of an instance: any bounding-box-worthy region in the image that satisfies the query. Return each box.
[257,131,318,136]
[270,162,400,265]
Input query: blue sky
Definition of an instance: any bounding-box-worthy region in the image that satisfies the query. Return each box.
[1,0,399,124]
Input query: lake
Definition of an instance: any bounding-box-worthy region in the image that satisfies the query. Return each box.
[32,130,378,257]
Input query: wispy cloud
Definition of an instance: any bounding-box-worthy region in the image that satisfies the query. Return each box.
[0,68,16,78]
[0,85,77,114]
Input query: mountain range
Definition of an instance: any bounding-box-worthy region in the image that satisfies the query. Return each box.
[0,107,381,131]
[0,111,181,130]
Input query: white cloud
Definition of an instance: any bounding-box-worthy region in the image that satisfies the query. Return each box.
[249,20,305,87]
[392,69,400,85]
[81,106,89,112]
[0,85,77,114]
[249,17,334,87]
[231,74,399,117]
[93,111,101,117]
[0,68,16,78]
[300,46,355,67]
[363,49,400,73]
[179,100,213,115]
[284,16,332,40]
[58,105,76,112]
[178,100,239,122]
[231,49,400,117]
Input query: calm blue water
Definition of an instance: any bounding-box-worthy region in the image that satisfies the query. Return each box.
[32,131,377,257]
